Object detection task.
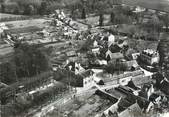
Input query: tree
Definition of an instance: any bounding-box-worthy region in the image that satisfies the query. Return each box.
[104,61,127,74]
[80,37,93,52]
[81,8,86,19]
[13,6,19,14]
[161,14,169,32]
[94,0,108,26]
[81,0,87,19]
[14,43,50,78]
[157,33,169,79]
[38,1,48,15]
[110,12,115,23]
[106,0,122,24]
[23,4,34,15]
[99,13,104,26]
[0,4,5,13]
[0,62,17,84]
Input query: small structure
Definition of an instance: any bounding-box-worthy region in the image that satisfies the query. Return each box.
[133,6,146,13]
[66,50,77,57]
[0,23,8,33]
[108,34,115,47]
[65,61,85,74]
[92,47,100,56]
[140,49,160,65]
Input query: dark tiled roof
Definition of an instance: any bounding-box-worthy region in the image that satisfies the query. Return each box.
[160,80,169,95]
[118,102,142,117]
[118,98,133,112]
[80,69,94,78]
[109,44,122,53]
[107,88,127,99]
[126,80,140,90]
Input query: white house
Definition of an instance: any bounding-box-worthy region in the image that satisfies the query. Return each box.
[108,34,115,47]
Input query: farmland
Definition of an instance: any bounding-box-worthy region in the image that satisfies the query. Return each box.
[122,0,169,12]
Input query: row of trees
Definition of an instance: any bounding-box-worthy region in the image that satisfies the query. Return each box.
[0,1,50,15]
[104,60,128,75]
[67,0,123,26]
[0,43,50,84]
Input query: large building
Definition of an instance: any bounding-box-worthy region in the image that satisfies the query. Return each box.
[140,49,160,65]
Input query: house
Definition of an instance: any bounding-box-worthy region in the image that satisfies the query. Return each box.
[79,69,95,87]
[140,49,160,65]
[93,40,99,47]
[0,23,8,34]
[118,102,142,117]
[100,97,142,117]
[126,79,140,91]
[95,89,119,103]
[159,79,169,95]
[106,50,124,61]
[66,50,77,57]
[0,82,8,90]
[149,93,162,105]
[95,59,107,66]
[139,83,155,100]
[133,6,146,13]
[53,68,84,87]
[103,98,121,116]
[131,53,140,60]
[92,47,100,56]
[108,34,115,47]
[145,101,154,113]
[65,61,85,74]
[116,85,154,113]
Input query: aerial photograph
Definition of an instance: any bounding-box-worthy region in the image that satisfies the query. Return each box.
[0,0,169,117]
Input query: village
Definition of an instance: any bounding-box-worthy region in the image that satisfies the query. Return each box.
[0,0,169,117]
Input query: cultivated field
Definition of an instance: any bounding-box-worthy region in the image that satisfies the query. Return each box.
[122,0,169,12]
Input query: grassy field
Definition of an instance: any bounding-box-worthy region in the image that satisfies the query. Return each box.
[3,18,48,29]
[0,13,25,19]
[122,0,169,12]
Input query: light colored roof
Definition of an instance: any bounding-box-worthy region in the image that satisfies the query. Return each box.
[106,50,124,59]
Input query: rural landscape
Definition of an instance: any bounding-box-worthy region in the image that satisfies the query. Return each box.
[0,0,169,117]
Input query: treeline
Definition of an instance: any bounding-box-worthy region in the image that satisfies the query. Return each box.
[0,0,122,16]
[0,0,52,15]
[0,43,51,85]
